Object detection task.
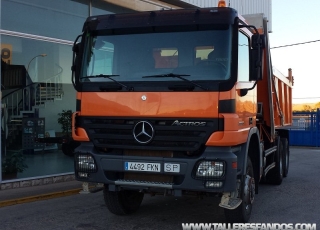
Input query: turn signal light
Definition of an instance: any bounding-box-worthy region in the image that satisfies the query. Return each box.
[205,181,223,188]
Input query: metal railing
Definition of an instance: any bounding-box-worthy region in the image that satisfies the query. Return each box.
[35,64,63,106]
[2,83,36,118]
[2,64,63,116]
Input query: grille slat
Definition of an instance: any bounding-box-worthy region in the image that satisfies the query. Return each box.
[80,117,222,151]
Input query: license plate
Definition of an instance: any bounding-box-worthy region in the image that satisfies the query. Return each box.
[125,162,161,172]
[164,163,180,173]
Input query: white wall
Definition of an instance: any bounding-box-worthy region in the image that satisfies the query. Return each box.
[182,0,272,32]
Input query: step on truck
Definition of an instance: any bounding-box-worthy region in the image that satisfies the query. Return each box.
[71,2,293,223]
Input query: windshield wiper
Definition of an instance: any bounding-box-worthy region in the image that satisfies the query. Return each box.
[142,73,208,91]
[81,74,133,91]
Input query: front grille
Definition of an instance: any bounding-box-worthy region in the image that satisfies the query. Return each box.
[79,117,223,152]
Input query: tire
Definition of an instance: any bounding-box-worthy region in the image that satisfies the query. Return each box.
[266,139,283,185]
[62,140,80,157]
[225,157,255,223]
[281,138,289,177]
[103,186,144,215]
[61,143,73,156]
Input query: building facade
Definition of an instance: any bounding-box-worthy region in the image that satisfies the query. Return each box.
[0,0,196,183]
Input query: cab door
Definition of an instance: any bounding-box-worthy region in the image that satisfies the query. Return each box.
[236,31,257,129]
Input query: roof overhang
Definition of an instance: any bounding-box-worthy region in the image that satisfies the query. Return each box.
[100,0,198,11]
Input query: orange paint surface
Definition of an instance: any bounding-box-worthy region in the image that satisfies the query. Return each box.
[78,92,221,118]
[206,129,249,146]
[72,112,89,141]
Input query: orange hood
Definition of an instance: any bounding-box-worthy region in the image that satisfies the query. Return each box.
[79,92,219,118]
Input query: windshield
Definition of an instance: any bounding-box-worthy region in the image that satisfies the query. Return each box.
[80,28,232,84]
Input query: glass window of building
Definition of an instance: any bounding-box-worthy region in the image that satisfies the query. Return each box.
[0,0,127,182]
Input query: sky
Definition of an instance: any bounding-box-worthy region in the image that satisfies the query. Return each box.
[269,0,320,104]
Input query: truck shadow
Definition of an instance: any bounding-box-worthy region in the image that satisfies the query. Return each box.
[104,195,227,230]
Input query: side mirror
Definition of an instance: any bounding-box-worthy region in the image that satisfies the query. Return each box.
[71,43,80,72]
[71,34,83,90]
[72,43,80,54]
[249,34,265,81]
[252,34,265,49]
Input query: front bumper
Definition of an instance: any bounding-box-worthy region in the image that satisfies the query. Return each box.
[74,143,238,193]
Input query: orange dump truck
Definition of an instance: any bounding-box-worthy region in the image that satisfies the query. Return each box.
[71,4,293,223]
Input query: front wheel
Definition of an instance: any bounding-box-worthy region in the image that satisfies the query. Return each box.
[224,157,255,223]
[103,186,144,215]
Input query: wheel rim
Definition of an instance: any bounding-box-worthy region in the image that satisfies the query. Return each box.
[243,175,255,205]
[242,174,255,216]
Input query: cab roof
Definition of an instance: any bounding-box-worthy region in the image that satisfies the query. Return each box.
[83,7,238,32]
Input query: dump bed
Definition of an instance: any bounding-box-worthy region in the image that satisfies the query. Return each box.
[257,66,293,128]
[244,14,293,133]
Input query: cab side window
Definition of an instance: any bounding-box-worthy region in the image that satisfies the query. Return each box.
[238,32,250,82]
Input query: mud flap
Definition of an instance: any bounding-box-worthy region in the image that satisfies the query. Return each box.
[219,179,242,210]
[219,192,242,209]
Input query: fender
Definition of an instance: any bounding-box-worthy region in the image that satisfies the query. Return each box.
[235,126,262,194]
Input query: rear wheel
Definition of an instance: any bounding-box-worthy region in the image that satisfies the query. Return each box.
[103,186,144,215]
[281,138,289,177]
[224,157,255,223]
[267,139,283,185]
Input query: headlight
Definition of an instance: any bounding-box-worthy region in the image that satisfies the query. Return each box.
[75,154,97,173]
[195,161,224,178]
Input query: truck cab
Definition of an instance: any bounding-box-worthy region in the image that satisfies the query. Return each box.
[71,6,291,223]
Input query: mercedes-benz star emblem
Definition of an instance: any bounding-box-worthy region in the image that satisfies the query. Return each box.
[133,121,154,144]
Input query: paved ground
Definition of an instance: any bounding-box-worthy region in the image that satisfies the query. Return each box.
[0,180,82,201]
[0,147,319,229]
[250,146,320,223]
